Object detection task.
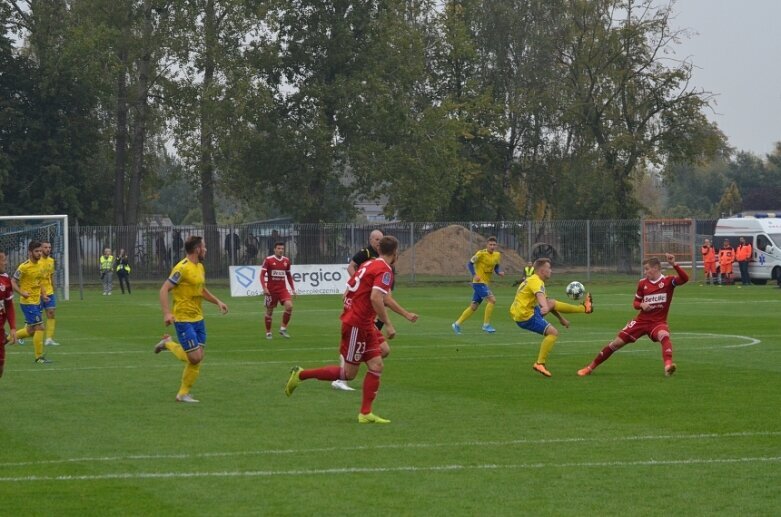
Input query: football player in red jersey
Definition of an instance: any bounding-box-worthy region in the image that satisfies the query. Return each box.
[260,241,296,339]
[578,253,688,377]
[0,251,18,377]
[284,236,418,424]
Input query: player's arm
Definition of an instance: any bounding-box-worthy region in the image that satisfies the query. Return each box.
[371,288,395,339]
[536,291,549,315]
[666,253,689,285]
[202,287,229,314]
[383,291,418,322]
[4,297,16,343]
[159,280,176,325]
[285,270,295,295]
[347,249,368,277]
[494,263,504,277]
[11,274,29,299]
[259,262,270,295]
[467,260,479,282]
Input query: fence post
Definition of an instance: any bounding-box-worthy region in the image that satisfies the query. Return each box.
[410,223,415,283]
[586,220,591,282]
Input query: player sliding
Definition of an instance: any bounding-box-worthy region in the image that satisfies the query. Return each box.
[578,253,688,377]
[510,257,593,377]
[284,236,418,424]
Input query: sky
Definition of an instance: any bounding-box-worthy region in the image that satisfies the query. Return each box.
[672,0,781,157]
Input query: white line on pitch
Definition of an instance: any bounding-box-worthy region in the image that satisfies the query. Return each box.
[2,456,780,482]
[0,431,777,469]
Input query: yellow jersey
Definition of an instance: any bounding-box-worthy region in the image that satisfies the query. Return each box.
[510,274,546,322]
[40,256,55,295]
[13,259,46,305]
[167,258,205,322]
[471,249,502,285]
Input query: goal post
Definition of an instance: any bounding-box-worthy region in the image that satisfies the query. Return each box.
[0,215,70,301]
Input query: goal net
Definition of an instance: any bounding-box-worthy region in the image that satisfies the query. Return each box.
[0,215,70,301]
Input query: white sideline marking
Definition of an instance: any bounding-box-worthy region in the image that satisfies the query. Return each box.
[2,456,780,482]
[1,431,778,468]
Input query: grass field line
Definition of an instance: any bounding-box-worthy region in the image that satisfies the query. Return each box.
[1,431,778,469]
[2,455,781,482]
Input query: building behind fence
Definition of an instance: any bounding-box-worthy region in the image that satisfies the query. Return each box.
[62,220,718,287]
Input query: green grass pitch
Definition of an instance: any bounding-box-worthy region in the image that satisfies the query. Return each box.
[1,278,779,515]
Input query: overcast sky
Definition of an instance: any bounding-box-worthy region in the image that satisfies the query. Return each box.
[672,0,781,157]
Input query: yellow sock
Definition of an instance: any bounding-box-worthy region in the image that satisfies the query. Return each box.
[165,341,189,362]
[34,330,45,358]
[46,319,56,340]
[456,307,475,325]
[178,362,201,396]
[17,327,30,340]
[553,300,585,314]
[483,302,495,325]
[536,334,558,364]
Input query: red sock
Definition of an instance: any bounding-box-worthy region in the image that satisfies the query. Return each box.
[360,370,381,414]
[591,343,620,369]
[264,315,272,332]
[300,365,341,381]
[282,309,292,326]
[660,335,674,365]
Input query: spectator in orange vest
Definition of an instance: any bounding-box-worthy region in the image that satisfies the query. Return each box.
[736,237,753,286]
[701,239,717,285]
[718,239,735,286]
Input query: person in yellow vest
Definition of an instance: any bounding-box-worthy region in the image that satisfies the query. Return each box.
[116,248,132,294]
[513,262,535,287]
[100,248,115,295]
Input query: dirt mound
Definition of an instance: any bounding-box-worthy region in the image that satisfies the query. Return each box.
[395,224,527,277]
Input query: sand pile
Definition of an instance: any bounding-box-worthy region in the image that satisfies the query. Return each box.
[395,224,527,276]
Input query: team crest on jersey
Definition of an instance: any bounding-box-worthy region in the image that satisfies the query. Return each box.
[382,272,392,286]
[659,281,665,288]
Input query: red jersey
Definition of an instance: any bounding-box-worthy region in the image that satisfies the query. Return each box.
[0,273,16,342]
[633,264,688,324]
[341,258,393,330]
[260,254,294,294]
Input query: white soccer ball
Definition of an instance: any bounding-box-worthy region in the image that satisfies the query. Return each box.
[566,281,585,301]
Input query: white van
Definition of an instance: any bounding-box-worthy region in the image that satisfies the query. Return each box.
[713,214,781,284]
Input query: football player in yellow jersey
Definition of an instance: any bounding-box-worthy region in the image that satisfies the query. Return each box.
[39,241,60,347]
[154,235,228,403]
[510,258,593,377]
[452,236,505,334]
[11,240,51,363]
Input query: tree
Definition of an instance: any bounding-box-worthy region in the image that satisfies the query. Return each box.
[717,182,742,217]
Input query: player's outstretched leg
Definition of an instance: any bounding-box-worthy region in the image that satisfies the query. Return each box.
[285,366,303,396]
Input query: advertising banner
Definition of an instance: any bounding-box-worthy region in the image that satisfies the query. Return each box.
[229,264,349,297]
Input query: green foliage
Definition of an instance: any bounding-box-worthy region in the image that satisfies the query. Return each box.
[717,181,743,217]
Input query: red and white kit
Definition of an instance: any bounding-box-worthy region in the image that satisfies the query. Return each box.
[259,254,294,308]
[340,258,393,364]
[618,264,688,342]
[0,273,16,368]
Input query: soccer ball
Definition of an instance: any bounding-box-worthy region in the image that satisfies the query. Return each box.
[566,281,585,301]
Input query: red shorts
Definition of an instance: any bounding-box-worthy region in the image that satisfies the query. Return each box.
[340,323,384,364]
[704,261,716,274]
[264,290,291,309]
[617,319,669,343]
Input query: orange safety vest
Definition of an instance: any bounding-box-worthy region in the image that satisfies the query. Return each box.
[701,245,716,263]
[719,246,734,266]
[736,243,752,262]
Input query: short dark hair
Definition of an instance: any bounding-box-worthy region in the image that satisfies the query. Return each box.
[185,235,203,254]
[274,241,285,248]
[533,257,550,270]
[28,240,42,251]
[487,236,497,243]
[379,236,399,256]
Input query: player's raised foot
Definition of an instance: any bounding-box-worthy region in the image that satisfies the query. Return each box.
[265,332,273,340]
[44,339,60,346]
[481,323,497,333]
[451,322,461,335]
[279,328,291,339]
[532,362,552,377]
[285,366,303,396]
[358,412,390,424]
[331,379,355,391]
[583,293,593,314]
[175,393,199,403]
[664,363,677,377]
[154,334,170,354]
[34,356,52,364]
[577,366,593,377]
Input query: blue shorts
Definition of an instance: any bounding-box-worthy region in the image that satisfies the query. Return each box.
[21,303,44,326]
[174,320,207,352]
[516,307,550,335]
[471,283,492,304]
[41,293,56,310]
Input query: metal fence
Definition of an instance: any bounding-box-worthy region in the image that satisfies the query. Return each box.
[67,220,718,285]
